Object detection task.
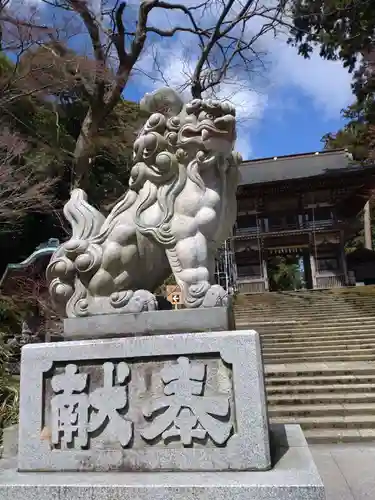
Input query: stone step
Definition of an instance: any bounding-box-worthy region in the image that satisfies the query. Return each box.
[237,292,375,300]
[237,292,374,298]
[236,298,375,305]
[266,374,375,385]
[235,308,368,316]
[246,326,375,335]
[260,335,375,345]
[238,299,375,303]
[268,403,375,418]
[262,341,375,351]
[267,392,375,405]
[236,298,359,301]
[261,334,375,346]
[255,321,375,329]
[235,310,375,318]
[243,328,375,337]
[237,298,375,304]
[265,362,375,377]
[265,354,375,363]
[263,346,375,354]
[236,315,375,324]
[263,343,375,353]
[260,328,375,335]
[264,348,375,358]
[238,302,375,307]
[302,428,375,443]
[270,414,375,429]
[260,329,375,336]
[266,383,375,394]
[234,306,374,321]
[235,301,365,306]
[242,317,375,326]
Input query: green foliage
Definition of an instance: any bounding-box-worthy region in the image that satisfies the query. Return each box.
[289,0,375,71]
[321,110,370,162]
[268,256,303,291]
[0,342,19,428]
[0,296,25,336]
[290,0,375,163]
[0,297,21,429]
[345,199,375,253]
[0,48,143,273]
[154,275,177,296]
[289,0,375,256]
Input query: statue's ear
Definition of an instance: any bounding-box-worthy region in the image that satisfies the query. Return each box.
[140,87,184,117]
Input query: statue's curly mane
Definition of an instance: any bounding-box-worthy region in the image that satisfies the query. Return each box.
[100,152,188,247]
[96,102,223,248]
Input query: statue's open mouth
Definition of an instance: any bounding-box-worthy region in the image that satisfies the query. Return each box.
[178,114,236,147]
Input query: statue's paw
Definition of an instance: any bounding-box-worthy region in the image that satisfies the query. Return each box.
[126,290,158,313]
[110,290,134,309]
[202,284,229,308]
[110,290,158,313]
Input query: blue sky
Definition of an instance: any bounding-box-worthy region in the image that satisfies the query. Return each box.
[125,81,350,160]
[124,52,352,161]
[34,0,355,162]
[121,9,354,162]
[248,88,350,159]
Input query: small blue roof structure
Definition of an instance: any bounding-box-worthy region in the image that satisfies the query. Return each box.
[0,238,59,290]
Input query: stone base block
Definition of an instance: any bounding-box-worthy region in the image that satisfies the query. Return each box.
[18,329,270,472]
[0,425,324,500]
[63,306,235,339]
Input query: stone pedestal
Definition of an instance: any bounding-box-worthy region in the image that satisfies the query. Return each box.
[18,329,270,472]
[0,310,324,499]
[63,306,235,340]
[0,425,324,500]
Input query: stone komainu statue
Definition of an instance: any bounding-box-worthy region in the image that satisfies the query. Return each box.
[47,88,241,317]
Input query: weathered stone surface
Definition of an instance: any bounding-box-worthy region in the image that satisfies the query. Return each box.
[0,425,324,500]
[17,329,270,472]
[46,88,241,318]
[63,306,235,339]
[0,425,18,459]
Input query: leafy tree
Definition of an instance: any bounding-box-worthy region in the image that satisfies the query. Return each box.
[289,0,375,70]
[268,256,302,291]
[289,0,375,162]
[0,46,143,274]
[288,0,375,252]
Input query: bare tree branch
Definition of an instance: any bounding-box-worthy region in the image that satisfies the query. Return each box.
[0,0,289,190]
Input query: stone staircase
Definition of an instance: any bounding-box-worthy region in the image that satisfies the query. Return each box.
[234,287,375,443]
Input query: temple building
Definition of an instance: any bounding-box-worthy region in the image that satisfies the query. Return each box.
[227,149,375,293]
[2,150,375,319]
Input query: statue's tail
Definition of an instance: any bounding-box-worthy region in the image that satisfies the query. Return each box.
[46,189,105,316]
[64,188,105,240]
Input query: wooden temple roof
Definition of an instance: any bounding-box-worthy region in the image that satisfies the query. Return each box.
[239,149,371,186]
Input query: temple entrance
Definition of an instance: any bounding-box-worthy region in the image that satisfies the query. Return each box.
[267,249,312,291]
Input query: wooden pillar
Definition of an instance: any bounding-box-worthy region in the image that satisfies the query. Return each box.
[310,250,317,289]
[263,254,269,291]
[364,200,372,250]
[340,230,348,285]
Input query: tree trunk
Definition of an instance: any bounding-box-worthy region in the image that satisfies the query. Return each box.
[73,108,100,190]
